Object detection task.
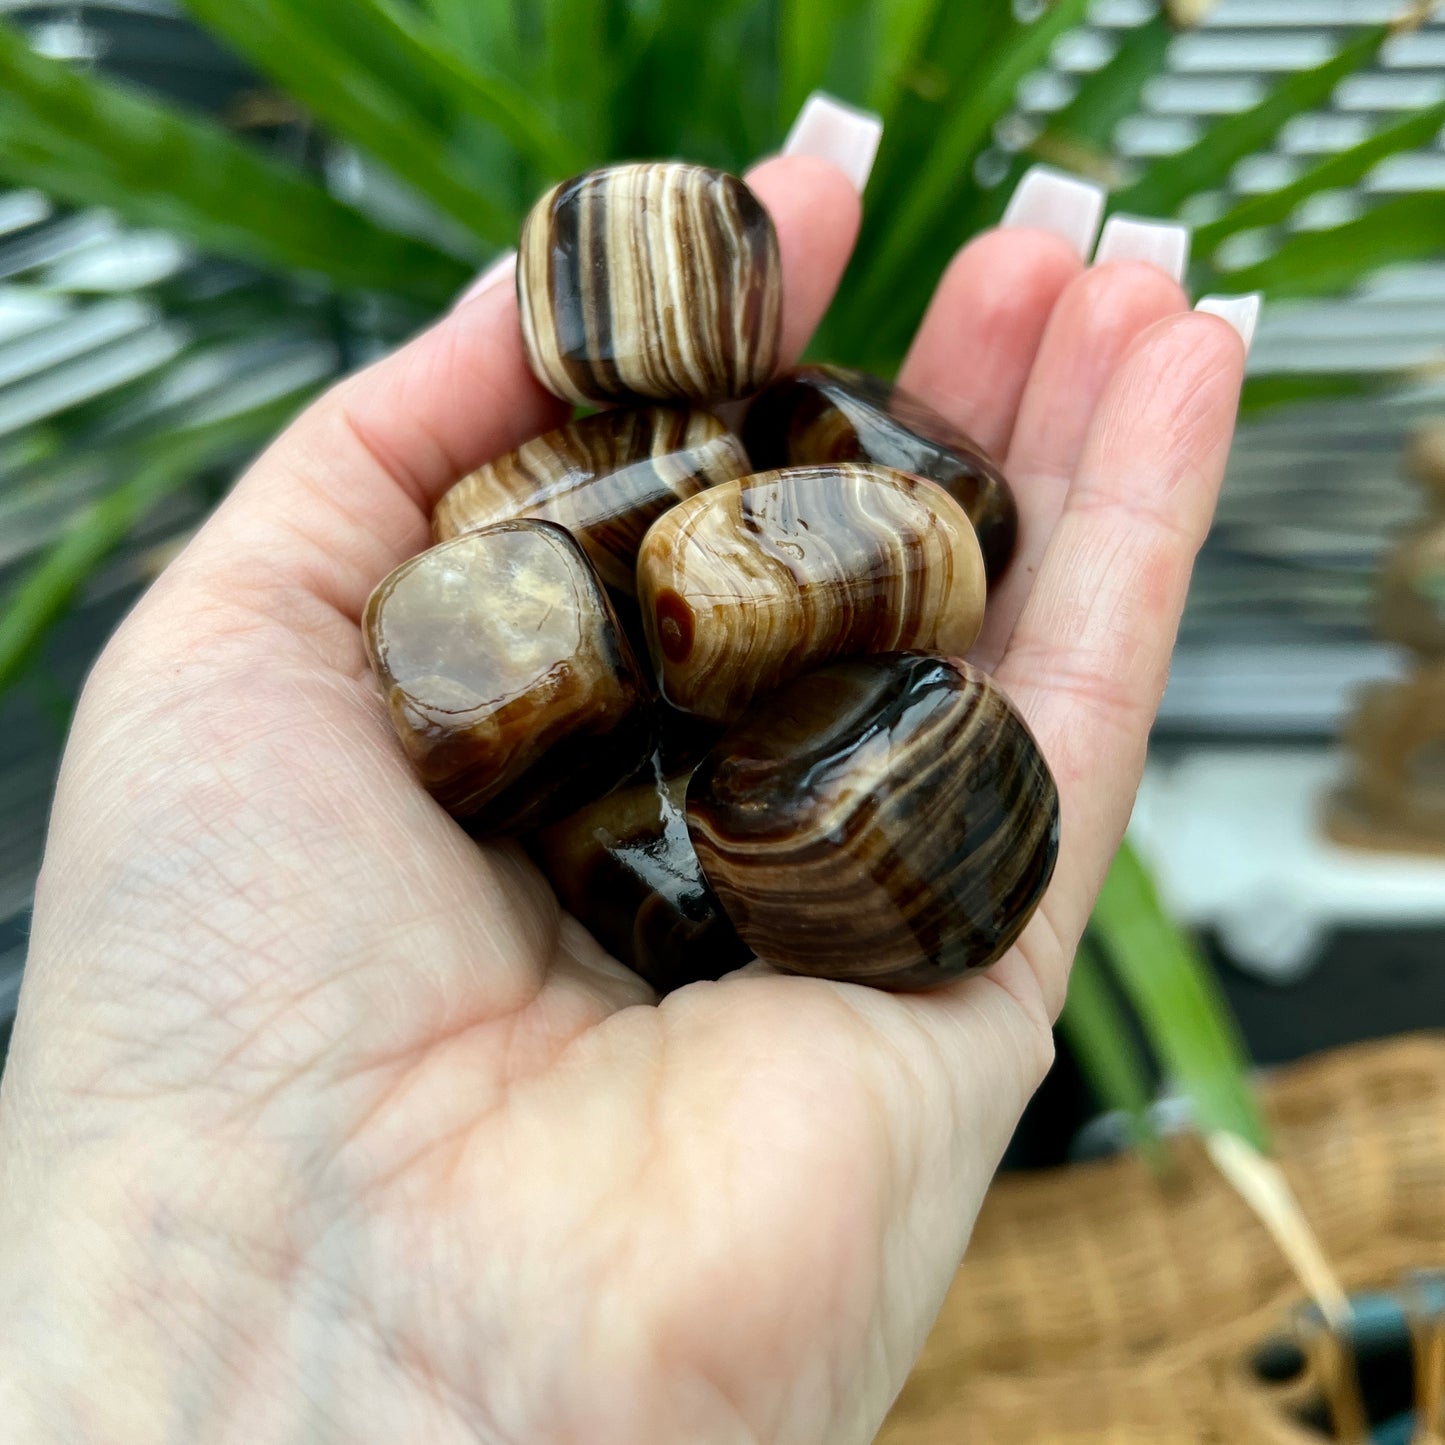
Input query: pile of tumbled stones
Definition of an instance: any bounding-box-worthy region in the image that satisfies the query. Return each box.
[364,160,1059,994]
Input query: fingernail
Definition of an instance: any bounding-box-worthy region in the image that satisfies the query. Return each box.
[782,91,883,195]
[1093,215,1190,281]
[454,250,516,309]
[1001,165,1106,260]
[1195,292,1262,354]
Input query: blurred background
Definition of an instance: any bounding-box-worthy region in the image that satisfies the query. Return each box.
[1,1,1445,1438]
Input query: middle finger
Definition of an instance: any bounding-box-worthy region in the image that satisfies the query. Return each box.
[972,227,1191,668]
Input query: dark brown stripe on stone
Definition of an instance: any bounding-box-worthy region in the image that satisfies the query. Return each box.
[686,653,1060,990]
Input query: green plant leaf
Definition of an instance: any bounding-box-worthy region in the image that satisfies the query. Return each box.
[536,0,616,147]
[1113,25,1392,218]
[1193,100,1445,257]
[613,0,777,168]
[1216,192,1445,299]
[423,0,519,71]
[1051,14,1174,153]
[0,389,314,696]
[973,12,1173,230]
[1239,370,1406,417]
[1090,840,1267,1151]
[176,0,579,244]
[864,0,947,115]
[863,0,1016,207]
[778,0,876,127]
[370,0,582,170]
[844,0,1091,339]
[1058,939,1167,1170]
[0,19,472,306]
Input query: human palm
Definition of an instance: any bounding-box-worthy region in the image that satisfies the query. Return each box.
[0,148,1248,1444]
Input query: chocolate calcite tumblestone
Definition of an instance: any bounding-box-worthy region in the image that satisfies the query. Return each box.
[687,653,1060,990]
[635,463,987,723]
[517,162,783,406]
[432,407,751,595]
[364,521,652,836]
[744,364,1019,582]
[533,765,752,994]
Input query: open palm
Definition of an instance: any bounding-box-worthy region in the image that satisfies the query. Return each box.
[0,143,1248,1444]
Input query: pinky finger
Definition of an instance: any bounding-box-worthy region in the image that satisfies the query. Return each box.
[994,305,1253,984]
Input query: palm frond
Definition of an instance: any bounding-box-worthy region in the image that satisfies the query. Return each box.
[1194,100,1445,257]
[422,0,519,69]
[779,0,876,128]
[975,12,1174,229]
[0,18,470,305]
[851,0,1092,320]
[864,0,948,116]
[1113,24,1393,218]
[1219,191,1445,298]
[1091,841,1268,1152]
[0,386,316,691]
[1239,369,1408,417]
[1058,938,1168,1169]
[536,0,617,148]
[176,0,579,246]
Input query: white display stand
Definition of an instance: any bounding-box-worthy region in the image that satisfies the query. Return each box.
[1129,746,1445,982]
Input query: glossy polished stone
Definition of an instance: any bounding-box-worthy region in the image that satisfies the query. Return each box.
[432,407,751,595]
[364,521,651,835]
[744,364,1018,582]
[636,463,987,723]
[533,762,753,994]
[687,653,1059,990]
[518,162,782,406]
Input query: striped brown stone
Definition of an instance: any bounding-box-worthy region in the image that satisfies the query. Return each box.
[517,162,782,406]
[363,521,651,836]
[635,464,987,722]
[432,407,750,595]
[744,364,1019,582]
[686,653,1059,990]
[531,765,752,994]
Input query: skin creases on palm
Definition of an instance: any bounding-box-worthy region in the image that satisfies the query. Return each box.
[0,155,1247,1445]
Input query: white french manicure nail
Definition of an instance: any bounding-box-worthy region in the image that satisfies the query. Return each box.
[1001,165,1107,260]
[1196,293,1262,354]
[782,91,883,196]
[1093,215,1191,281]
[455,249,517,308]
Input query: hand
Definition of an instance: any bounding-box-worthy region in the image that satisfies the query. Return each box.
[0,148,1249,1444]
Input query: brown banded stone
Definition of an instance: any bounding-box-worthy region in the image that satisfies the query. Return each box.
[686,653,1059,990]
[635,463,987,723]
[532,763,753,994]
[517,162,782,406]
[363,521,651,836]
[432,407,750,595]
[743,364,1019,582]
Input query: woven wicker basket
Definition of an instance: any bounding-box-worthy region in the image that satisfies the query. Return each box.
[879,1035,1445,1444]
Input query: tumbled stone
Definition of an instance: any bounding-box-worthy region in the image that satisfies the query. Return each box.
[687,653,1059,989]
[744,364,1018,581]
[532,763,752,994]
[364,521,652,835]
[635,463,987,722]
[432,407,751,595]
[517,162,782,406]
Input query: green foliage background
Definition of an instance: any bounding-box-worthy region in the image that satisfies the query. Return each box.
[5,0,1441,1154]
